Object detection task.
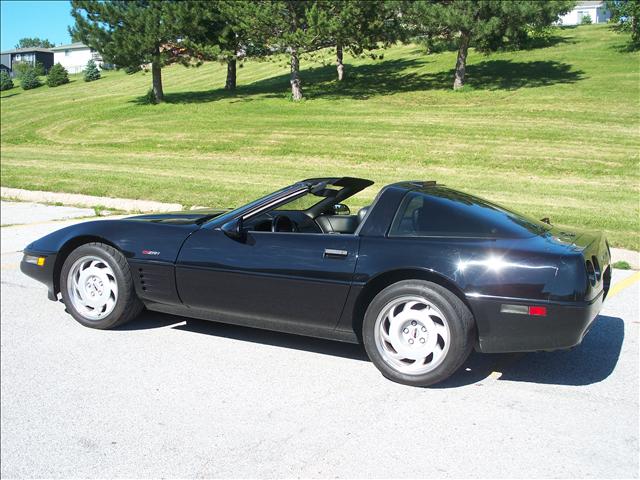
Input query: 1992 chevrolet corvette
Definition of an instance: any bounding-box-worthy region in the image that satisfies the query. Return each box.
[22,178,611,386]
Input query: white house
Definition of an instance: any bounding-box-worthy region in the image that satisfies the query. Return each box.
[51,42,107,74]
[557,1,611,25]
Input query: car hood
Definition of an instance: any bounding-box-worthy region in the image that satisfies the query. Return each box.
[124,208,230,226]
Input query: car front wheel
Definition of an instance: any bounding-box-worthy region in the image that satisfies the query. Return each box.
[363,280,475,387]
[60,242,143,329]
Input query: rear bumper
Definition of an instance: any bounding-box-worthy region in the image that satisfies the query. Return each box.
[20,251,58,300]
[471,291,604,353]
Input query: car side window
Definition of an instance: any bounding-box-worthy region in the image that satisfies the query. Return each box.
[390,193,425,234]
[390,191,504,237]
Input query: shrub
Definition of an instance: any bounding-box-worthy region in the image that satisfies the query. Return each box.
[581,14,592,25]
[15,61,45,78]
[20,69,41,90]
[13,61,32,79]
[84,59,101,82]
[612,260,631,270]
[46,63,70,87]
[0,70,14,90]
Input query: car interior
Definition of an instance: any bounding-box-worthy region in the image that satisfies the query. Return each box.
[242,177,374,235]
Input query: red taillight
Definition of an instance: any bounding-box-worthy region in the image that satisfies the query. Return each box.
[528,306,547,316]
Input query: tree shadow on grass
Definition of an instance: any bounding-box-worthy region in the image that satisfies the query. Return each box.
[134,68,298,105]
[309,59,585,98]
[517,32,576,50]
[465,59,585,90]
[612,40,640,53]
[130,57,584,105]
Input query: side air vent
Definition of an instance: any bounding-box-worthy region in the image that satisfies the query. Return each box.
[138,268,147,292]
[131,263,178,304]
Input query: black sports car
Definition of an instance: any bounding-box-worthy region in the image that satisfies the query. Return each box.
[21,178,611,386]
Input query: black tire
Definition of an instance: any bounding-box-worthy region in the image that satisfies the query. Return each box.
[362,280,475,387]
[60,242,143,329]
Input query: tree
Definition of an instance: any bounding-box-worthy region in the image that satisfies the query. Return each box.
[46,63,70,87]
[172,1,247,91]
[606,0,640,48]
[225,1,331,100]
[407,0,574,89]
[15,37,55,49]
[70,0,189,103]
[84,59,101,81]
[20,69,42,90]
[312,0,404,81]
[0,71,14,91]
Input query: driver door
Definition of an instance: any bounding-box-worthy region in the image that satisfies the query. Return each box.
[175,227,359,332]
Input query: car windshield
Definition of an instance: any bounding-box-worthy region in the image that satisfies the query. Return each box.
[275,190,332,211]
[211,184,304,225]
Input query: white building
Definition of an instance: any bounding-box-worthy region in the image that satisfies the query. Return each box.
[557,1,611,25]
[51,42,107,74]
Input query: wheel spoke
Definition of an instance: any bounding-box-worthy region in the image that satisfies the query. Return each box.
[380,326,393,344]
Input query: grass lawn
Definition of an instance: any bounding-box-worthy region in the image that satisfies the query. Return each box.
[1,25,638,249]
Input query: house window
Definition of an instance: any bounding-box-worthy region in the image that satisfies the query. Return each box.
[65,49,70,56]
[16,53,35,65]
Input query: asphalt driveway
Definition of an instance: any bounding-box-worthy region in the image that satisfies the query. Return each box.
[1,202,638,478]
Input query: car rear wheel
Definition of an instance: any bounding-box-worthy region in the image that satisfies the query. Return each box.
[60,242,143,329]
[363,280,474,387]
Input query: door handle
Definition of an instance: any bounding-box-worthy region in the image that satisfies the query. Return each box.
[324,248,349,258]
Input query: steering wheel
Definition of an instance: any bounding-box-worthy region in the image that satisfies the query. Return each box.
[271,215,298,233]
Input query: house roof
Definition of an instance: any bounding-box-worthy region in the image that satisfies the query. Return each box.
[0,47,53,54]
[50,42,89,51]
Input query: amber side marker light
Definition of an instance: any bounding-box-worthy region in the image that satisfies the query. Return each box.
[500,304,547,316]
[24,255,46,266]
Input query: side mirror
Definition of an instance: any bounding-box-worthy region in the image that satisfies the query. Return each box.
[221,217,245,241]
[333,203,350,216]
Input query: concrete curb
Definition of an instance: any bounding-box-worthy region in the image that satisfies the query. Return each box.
[1,187,182,213]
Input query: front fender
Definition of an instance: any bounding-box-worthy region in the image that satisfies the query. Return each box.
[22,219,199,300]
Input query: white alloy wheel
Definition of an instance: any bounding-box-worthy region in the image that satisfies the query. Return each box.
[66,255,118,321]
[373,295,451,375]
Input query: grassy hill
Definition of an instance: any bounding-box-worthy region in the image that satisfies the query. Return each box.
[1,25,638,249]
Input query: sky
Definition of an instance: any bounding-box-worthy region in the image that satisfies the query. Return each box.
[1,0,73,51]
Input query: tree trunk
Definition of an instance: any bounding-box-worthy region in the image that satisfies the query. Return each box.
[151,54,164,102]
[336,44,345,81]
[225,57,236,90]
[290,49,303,100]
[453,32,470,90]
